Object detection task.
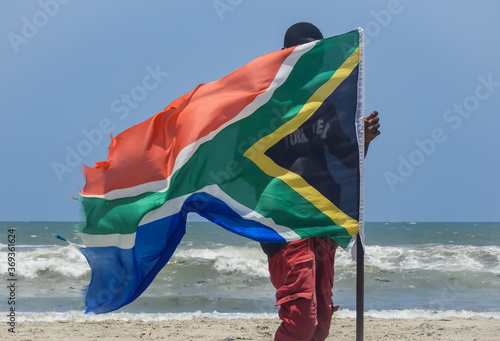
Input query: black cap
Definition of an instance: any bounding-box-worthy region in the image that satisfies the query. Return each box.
[283,22,323,48]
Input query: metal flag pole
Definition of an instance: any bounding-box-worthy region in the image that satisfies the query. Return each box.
[356,234,364,341]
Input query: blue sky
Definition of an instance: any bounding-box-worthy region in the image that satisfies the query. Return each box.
[1,0,499,222]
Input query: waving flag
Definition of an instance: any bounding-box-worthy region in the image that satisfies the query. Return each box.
[78,29,365,314]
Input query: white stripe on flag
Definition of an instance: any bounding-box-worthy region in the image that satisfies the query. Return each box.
[82,185,301,250]
[81,232,136,249]
[139,184,301,241]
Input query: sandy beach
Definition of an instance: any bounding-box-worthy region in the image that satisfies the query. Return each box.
[3,316,499,341]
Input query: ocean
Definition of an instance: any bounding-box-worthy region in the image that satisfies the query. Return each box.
[1,220,499,322]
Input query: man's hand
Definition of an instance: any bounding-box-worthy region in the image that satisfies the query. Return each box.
[364,111,380,143]
[364,111,380,156]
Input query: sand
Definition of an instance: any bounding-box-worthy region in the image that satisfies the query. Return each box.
[3,317,499,340]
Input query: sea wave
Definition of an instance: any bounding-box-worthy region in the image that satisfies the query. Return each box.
[173,246,269,278]
[3,309,499,323]
[173,243,500,276]
[335,244,500,274]
[2,242,498,280]
[376,244,500,272]
[0,244,89,279]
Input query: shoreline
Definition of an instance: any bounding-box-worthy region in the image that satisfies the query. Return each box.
[3,316,499,340]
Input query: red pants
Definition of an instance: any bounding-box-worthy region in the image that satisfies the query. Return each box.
[268,237,338,341]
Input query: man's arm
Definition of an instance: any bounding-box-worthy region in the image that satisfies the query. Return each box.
[364,111,381,156]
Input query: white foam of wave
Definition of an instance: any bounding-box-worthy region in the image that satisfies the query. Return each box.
[336,309,500,319]
[334,244,500,273]
[2,310,277,323]
[2,309,499,322]
[173,246,269,278]
[3,242,499,280]
[173,243,500,277]
[0,245,89,278]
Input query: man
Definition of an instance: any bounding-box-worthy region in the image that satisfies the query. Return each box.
[261,22,381,341]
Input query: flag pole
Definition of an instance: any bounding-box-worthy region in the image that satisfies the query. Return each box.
[356,233,364,341]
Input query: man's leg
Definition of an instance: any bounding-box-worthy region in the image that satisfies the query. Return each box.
[268,238,318,341]
[312,238,338,341]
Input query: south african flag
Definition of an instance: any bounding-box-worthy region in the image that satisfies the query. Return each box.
[79,28,365,314]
